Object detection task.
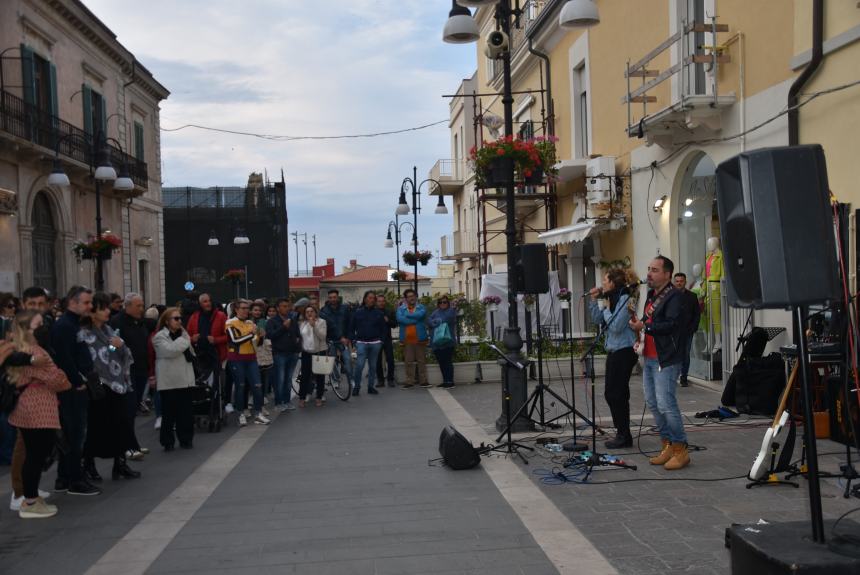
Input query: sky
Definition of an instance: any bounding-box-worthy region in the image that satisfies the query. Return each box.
[84,0,477,276]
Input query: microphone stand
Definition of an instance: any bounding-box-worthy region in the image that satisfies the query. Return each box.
[484,344,534,464]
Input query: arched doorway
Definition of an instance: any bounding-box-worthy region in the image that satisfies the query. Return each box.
[31,193,58,297]
[676,152,720,380]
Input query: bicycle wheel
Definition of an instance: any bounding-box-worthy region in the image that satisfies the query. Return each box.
[330,355,351,401]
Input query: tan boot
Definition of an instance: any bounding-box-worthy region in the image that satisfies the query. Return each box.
[664,443,690,470]
[649,439,672,465]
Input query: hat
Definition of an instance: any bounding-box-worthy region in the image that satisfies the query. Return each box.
[144,307,159,320]
[294,297,310,309]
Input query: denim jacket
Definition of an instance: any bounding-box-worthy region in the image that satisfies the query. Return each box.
[588,293,636,353]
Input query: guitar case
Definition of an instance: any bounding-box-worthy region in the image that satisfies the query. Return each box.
[725,352,785,415]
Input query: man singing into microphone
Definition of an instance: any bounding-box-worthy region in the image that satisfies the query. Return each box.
[629,256,691,470]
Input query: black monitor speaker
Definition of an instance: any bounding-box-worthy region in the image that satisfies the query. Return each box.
[715,145,840,309]
[515,243,549,294]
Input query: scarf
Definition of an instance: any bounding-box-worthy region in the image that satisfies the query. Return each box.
[196,310,214,358]
[79,324,133,394]
[170,329,195,363]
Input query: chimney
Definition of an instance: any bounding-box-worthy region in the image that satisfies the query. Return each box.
[349,259,357,268]
[327,258,334,265]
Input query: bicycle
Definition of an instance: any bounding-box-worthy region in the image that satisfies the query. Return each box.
[327,342,352,401]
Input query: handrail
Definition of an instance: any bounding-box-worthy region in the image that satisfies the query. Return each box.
[0,89,147,188]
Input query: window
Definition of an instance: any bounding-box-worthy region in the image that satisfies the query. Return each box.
[20,45,57,115]
[82,84,107,139]
[573,63,589,157]
[134,121,145,162]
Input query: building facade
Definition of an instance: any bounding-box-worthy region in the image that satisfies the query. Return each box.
[439,0,856,381]
[162,174,289,305]
[320,266,430,304]
[0,0,168,301]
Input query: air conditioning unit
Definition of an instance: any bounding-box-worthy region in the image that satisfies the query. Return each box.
[585,157,616,218]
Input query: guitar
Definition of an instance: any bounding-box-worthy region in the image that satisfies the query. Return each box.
[748,362,799,480]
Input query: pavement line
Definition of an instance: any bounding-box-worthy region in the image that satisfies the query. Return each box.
[429,389,618,575]
[84,424,270,575]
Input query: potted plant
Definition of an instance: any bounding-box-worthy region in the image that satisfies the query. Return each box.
[390,270,409,281]
[482,295,501,312]
[454,296,468,317]
[522,294,535,311]
[469,135,560,188]
[403,250,433,266]
[72,233,122,262]
[221,268,246,283]
[557,288,572,309]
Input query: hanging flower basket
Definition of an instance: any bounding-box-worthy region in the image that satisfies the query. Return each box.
[390,270,409,281]
[221,268,246,282]
[470,136,559,189]
[72,234,121,262]
[481,295,501,313]
[403,250,432,266]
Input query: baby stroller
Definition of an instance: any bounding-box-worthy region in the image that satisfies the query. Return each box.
[192,354,223,432]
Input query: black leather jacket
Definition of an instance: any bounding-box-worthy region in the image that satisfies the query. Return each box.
[644,285,688,368]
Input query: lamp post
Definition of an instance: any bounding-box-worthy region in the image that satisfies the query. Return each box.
[384,215,415,297]
[443,0,598,431]
[47,131,134,292]
[394,166,447,295]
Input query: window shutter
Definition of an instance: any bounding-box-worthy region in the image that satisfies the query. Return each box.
[134,122,145,161]
[48,63,58,118]
[20,44,35,106]
[82,84,93,136]
[100,96,107,140]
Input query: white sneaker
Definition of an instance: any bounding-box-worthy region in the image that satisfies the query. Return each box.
[10,493,23,511]
[38,489,50,499]
[154,416,162,430]
[224,403,235,414]
[261,407,270,417]
[238,413,248,427]
[283,403,297,411]
[254,413,270,425]
[243,409,251,418]
[277,404,288,413]
[125,450,144,461]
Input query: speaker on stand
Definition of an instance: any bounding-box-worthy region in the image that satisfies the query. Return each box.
[717,145,859,572]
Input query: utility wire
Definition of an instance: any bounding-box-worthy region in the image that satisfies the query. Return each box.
[160,119,449,141]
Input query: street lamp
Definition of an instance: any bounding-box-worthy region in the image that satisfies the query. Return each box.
[46,131,133,291]
[443,0,530,432]
[384,216,416,296]
[394,166,447,294]
[559,0,601,28]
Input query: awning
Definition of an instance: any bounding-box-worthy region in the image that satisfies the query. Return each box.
[554,158,588,182]
[538,222,597,246]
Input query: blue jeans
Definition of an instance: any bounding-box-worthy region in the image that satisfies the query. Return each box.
[433,347,455,384]
[229,360,263,414]
[58,388,89,483]
[680,332,694,378]
[272,352,299,405]
[353,342,382,390]
[329,341,353,385]
[642,359,686,443]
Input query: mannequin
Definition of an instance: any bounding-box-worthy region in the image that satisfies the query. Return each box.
[702,237,723,353]
[690,263,704,292]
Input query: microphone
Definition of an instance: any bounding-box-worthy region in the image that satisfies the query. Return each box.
[581,288,602,298]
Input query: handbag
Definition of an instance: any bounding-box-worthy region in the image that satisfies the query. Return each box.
[81,371,106,401]
[432,322,454,348]
[311,354,335,375]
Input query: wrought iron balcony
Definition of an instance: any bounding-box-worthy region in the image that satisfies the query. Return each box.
[0,89,148,189]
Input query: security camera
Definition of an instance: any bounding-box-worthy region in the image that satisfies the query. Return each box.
[483,30,510,59]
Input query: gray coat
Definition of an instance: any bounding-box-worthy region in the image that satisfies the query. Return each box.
[152,327,196,391]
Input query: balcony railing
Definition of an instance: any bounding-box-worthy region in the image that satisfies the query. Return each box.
[0,89,148,189]
[441,231,478,260]
[492,0,550,81]
[622,16,734,141]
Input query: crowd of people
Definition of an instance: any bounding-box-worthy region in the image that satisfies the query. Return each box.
[0,285,457,519]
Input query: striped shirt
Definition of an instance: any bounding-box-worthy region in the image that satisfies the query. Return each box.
[226,317,257,361]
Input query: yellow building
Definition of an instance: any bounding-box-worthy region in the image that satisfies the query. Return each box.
[0,0,169,301]
[438,1,860,382]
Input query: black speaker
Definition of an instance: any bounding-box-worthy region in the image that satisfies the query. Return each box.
[515,243,549,294]
[438,426,481,470]
[715,145,840,309]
